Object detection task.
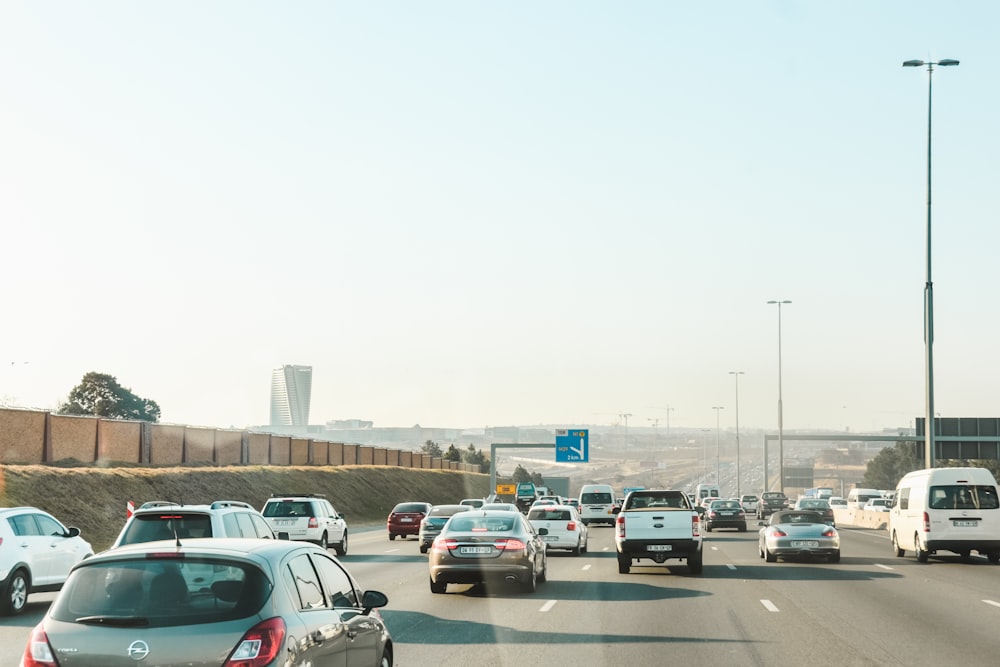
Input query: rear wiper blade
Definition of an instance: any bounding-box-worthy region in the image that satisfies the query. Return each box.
[75,615,151,627]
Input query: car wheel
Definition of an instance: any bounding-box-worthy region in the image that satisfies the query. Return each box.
[758,543,765,559]
[538,556,547,583]
[739,524,747,533]
[988,552,1000,564]
[317,532,329,550]
[960,550,972,562]
[914,533,929,563]
[891,531,905,557]
[829,551,841,564]
[389,534,396,541]
[688,550,703,575]
[378,647,392,667]
[705,524,712,532]
[2,568,29,616]
[617,552,631,574]
[582,539,588,554]
[764,547,777,563]
[419,544,428,554]
[429,577,447,594]
[335,531,348,556]
[521,568,537,593]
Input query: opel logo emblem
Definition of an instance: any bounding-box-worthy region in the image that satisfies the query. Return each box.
[127,640,150,661]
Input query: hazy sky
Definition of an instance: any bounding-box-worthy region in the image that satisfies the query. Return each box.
[2,2,997,434]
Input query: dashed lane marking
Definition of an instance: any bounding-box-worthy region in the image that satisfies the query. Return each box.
[983,600,1000,608]
[761,600,780,612]
[875,563,894,571]
[582,564,592,571]
[540,600,557,612]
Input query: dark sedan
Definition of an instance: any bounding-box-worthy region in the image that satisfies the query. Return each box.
[418,504,471,553]
[428,510,548,593]
[793,498,835,525]
[704,499,747,532]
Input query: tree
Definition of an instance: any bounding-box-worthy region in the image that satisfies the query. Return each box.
[421,440,443,457]
[58,372,161,422]
[443,444,461,462]
[862,440,924,489]
[511,465,531,483]
[463,444,486,467]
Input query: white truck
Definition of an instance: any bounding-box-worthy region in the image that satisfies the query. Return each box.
[613,489,703,574]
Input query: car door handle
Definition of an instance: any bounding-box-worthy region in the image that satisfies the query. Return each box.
[347,630,358,639]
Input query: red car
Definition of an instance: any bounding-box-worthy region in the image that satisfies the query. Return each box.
[387,501,432,540]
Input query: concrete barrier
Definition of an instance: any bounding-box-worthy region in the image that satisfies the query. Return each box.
[834,507,888,530]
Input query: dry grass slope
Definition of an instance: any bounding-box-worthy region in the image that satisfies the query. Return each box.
[0,465,491,552]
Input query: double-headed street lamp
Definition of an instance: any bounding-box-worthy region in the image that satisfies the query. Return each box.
[903,57,959,468]
[729,371,744,496]
[767,300,791,493]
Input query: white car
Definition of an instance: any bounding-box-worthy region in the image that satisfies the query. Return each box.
[481,503,520,512]
[527,505,588,555]
[864,497,891,512]
[829,496,848,509]
[261,493,349,555]
[0,506,93,615]
[113,500,280,549]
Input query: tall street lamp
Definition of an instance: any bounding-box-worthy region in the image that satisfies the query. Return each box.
[700,428,711,483]
[712,406,724,484]
[620,412,633,456]
[729,371,744,496]
[767,300,791,493]
[903,57,959,468]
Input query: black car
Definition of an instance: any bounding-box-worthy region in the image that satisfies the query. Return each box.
[757,492,789,519]
[704,499,747,532]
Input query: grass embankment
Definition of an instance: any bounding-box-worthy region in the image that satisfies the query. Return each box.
[0,465,491,552]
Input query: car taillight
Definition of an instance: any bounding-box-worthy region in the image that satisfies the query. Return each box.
[709,511,717,518]
[771,528,787,537]
[21,625,56,667]
[822,528,836,537]
[308,517,319,528]
[494,538,526,550]
[566,521,577,531]
[616,515,626,539]
[223,617,285,667]
[691,513,700,537]
[922,511,931,533]
[432,538,457,551]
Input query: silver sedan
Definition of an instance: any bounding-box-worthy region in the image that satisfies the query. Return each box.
[758,510,841,563]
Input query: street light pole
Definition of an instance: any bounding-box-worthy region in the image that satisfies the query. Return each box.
[729,371,744,496]
[700,428,711,483]
[712,406,724,485]
[620,412,632,457]
[903,57,959,469]
[767,300,791,493]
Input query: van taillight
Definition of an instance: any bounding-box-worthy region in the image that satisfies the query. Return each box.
[922,512,931,533]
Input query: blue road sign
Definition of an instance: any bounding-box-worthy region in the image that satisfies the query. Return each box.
[555,428,589,463]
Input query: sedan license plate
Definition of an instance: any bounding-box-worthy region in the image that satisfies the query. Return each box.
[720,511,733,516]
[790,540,819,548]
[460,546,492,554]
[400,517,413,522]
[953,520,977,527]
[648,544,672,552]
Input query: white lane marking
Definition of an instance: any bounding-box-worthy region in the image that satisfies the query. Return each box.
[540,600,557,612]
[711,546,719,551]
[983,600,1000,608]
[726,564,736,570]
[582,564,592,571]
[761,600,780,612]
[875,563,894,571]
[603,547,610,551]
[384,548,400,553]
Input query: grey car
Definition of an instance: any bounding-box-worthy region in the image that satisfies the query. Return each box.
[21,538,392,667]
[418,504,471,554]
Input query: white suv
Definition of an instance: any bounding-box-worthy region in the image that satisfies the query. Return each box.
[0,506,93,615]
[112,500,279,548]
[261,493,349,555]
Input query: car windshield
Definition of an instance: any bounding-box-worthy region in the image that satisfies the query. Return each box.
[447,516,517,533]
[393,504,428,514]
[528,509,572,520]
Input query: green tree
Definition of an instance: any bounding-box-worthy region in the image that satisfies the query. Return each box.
[58,372,161,422]
[462,444,486,466]
[421,440,443,457]
[531,471,545,486]
[511,465,531,483]
[862,440,923,489]
[443,444,461,462]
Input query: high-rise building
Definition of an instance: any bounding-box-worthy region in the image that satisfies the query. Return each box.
[270,365,312,427]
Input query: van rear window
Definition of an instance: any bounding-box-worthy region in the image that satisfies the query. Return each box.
[581,493,613,504]
[928,485,1000,510]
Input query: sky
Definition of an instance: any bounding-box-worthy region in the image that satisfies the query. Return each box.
[1,2,998,435]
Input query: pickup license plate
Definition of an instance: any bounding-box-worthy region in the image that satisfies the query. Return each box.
[460,546,491,554]
[953,520,977,527]
[790,540,819,548]
[648,544,672,552]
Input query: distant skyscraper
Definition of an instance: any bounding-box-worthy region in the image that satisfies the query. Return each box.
[270,365,312,427]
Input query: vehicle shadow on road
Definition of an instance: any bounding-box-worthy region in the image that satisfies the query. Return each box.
[446,579,710,601]
[714,562,903,581]
[341,553,429,564]
[382,609,755,646]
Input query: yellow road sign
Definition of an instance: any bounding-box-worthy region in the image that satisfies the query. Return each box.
[496,484,516,495]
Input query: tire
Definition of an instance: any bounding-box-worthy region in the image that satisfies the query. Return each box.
[429,577,446,594]
[379,647,392,667]
[705,524,712,533]
[960,550,972,562]
[988,552,1000,564]
[765,547,777,563]
[829,551,841,564]
[335,531,348,556]
[2,569,28,616]
[521,568,537,593]
[389,534,396,541]
[582,540,588,554]
[572,540,582,556]
[915,533,929,563]
[759,543,765,559]
[538,556,547,583]
[891,531,905,557]
[739,524,747,533]
[617,552,631,574]
[419,544,428,554]
[688,550,703,575]
[316,532,328,550]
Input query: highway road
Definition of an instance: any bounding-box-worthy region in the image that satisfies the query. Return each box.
[4,523,1000,666]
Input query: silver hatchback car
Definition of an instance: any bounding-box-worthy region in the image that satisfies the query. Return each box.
[21,538,392,667]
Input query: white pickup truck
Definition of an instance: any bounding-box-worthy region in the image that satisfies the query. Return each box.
[613,489,703,574]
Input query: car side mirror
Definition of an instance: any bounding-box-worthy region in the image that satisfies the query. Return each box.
[612,506,620,514]
[538,527,548,535]
[65,526,81,538]
[361,590,389,614]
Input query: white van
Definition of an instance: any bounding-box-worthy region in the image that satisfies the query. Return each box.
[578,484,616,526]
[888,467,1000,563]
[695,484,721,501]
[846,488,882,509]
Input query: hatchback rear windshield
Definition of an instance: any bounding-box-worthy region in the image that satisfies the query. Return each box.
[262,501,313,517]
[50,557,270,627]
[762,493,786,499]
[581,493,613,504]
[928,485,1000,510]
[528,509,571,520]
[118,513,213,544]
[392,503,429,513]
